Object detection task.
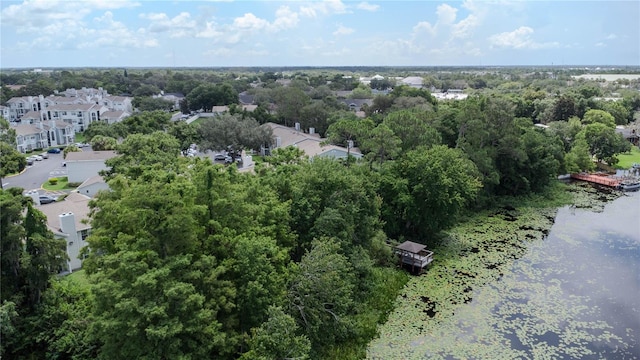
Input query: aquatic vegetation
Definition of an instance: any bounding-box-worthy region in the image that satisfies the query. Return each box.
[368,185,637,359]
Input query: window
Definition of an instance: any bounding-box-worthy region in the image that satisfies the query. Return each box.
[80,229,90,241]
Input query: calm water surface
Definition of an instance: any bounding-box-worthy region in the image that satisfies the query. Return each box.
[371,191,640,359]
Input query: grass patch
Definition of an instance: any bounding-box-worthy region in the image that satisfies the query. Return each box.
[74,132,87,143]
[190,116,210,126]
[42,176,74,190]
[614,146,640,169]
[64,270,90,289]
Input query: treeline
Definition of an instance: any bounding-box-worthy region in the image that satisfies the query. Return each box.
[2,73,639,359]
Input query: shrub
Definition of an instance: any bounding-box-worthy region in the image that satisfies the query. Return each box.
[49,178,58,185]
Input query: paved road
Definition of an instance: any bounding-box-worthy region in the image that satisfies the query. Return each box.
[3,152,67,192]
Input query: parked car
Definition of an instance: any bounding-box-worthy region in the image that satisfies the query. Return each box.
[75,142,89,148]
[38,195,57,204]
[47,148,61,153]
[34,155,43,161]
[26,157,34,166]
[213,154,227,161]
[40,152,49,159]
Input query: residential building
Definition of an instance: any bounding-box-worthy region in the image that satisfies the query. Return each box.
[76,175,110,198]
[264,122,362,160]
[65,150,117,183]
[0,105,9,119]
[101,110,131,125]
[14,119,74,153]
[25,191,92,273]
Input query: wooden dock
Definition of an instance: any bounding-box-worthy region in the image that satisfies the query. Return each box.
[571,173,621,188]
[394,241,434,274]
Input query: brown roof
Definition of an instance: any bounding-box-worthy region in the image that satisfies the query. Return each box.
[21,110,41,119]
[13,124,45,136]
[66,151,117,161]
[49,103,102,111]
[395,241,427,254]
[38,192,92,232]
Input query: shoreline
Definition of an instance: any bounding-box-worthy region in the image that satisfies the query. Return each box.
[367,183,622,359]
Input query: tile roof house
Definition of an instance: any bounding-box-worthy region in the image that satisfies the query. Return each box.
[265,122,362,160]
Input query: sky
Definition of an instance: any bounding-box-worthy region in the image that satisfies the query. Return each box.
[1,0,638,68]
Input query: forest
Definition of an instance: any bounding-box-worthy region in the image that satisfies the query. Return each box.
[1,67,639,359]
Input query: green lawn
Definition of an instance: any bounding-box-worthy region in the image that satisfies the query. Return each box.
[64,270,90,289]
[42,176,72,190]
[74,132,87,143]
[615,146,640,169]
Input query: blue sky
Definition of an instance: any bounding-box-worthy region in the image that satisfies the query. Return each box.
[1,0,638,68]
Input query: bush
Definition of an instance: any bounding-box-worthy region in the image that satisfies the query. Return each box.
[49,178,58,185]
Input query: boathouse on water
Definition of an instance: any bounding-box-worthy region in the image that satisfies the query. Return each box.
[394,241,434,274]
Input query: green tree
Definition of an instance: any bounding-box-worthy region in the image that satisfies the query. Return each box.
[85,172,236,359]
[325,118,373,159]
[105,131,182,179]
[0,142,27,184]
[168,120,201,153]
[381,145,482,240]
[383,110,442,152]
[600,100,631,125]
[23,203,68,306]
[198,114,272,153]
[132,96,174,112]
[0,117,17,147]
[288,238,355,352]
[360,123,401,167]
[581,109,616,128]
[564,138,594,173]
[580,123,631,165]
[272,86,310,127]
[90,135,118,151]
[241,306,310,360]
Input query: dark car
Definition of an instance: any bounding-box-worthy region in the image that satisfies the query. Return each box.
[47,148,61,154]
[39,195,57,204]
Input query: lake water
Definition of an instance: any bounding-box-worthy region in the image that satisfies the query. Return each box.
[369,190,640,359]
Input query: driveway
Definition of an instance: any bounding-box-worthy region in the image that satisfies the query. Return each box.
[3,152,67,192]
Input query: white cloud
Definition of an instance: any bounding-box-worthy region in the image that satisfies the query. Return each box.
[233,13,269,31]
[489,26,560,49]
[333,25,354,36]
[1,0,139,32]
[436,4,457,25]
[196,21,223,39]
[300,0,348,18]
[605,33,617,40]
[78,11,158,49]
[452,14,479,39]
[272,6,299,31]
[356,2,379,12]
[141,12,196,38]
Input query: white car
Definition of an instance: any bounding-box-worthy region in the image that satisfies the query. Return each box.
[75,142,89,148]
[40,152,49,159]
[34,155,43,161]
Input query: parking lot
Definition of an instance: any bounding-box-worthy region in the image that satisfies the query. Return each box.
[3,151,68,193]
